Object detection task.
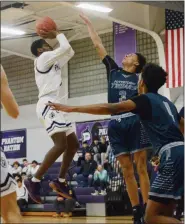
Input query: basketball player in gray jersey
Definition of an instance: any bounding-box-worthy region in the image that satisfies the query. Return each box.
[1,65,22,223]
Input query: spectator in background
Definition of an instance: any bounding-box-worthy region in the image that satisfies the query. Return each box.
[16,179,28,211]
[21,172,28,181]
[52,195,76,218]
[92,164,108,196]
[51,182,76,218]
[77,141,91,167]
[99,136,108,165]
[179,106,184,118]
[13,173,22,181]
[90,138,101,164]
[103,145,114,173]
[22,159,31,175]
[28,160,40,177]
[12,161,22,175]
[74,152,97,187]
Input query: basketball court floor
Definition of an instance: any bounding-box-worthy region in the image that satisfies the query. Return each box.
[22,216,133,223]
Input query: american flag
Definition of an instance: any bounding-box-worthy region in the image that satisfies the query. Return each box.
[165,9,184,88]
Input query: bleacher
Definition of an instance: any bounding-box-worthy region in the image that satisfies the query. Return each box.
[23,161,109,216]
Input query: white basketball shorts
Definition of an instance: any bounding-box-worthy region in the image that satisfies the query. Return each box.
[36,96,74,137]
[1,150,16,197]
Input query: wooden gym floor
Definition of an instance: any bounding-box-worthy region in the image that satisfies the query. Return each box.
[22,216,134,223]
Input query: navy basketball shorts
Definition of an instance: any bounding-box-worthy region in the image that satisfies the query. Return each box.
[149,142,184,204]
[108,113,152,157]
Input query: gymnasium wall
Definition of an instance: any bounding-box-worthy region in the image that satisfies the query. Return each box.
[1,30,184,162]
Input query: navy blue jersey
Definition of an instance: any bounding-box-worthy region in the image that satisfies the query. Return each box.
[131,93,184,154]
[179,107,184,118]
[103,56,138,114]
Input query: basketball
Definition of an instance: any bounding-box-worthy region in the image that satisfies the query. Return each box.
[36,16,57,36]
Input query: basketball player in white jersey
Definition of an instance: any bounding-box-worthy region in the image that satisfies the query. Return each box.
[1,65,22,223]
[24,29,79,203]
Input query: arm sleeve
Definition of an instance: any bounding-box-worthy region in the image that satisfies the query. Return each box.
[102,55,119,80]
[36,33,74,72]
[179,107,184,119]
[100,170,108,181]
[131,95,152,120]
[91,161,97,174]
[93,172,98,181]
[174,105,181,123]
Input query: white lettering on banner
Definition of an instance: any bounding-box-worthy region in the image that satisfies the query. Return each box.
[99,128,107,136]
[1,137,24,145]
[111,80,137,90]
[3,144,20,152]
[82,132,91,142]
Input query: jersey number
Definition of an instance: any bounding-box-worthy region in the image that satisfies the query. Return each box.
[163,102,175,122]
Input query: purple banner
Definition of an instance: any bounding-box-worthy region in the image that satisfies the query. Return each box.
[0,129,27,159]
[76,120,110,147]
[113,22,136,67]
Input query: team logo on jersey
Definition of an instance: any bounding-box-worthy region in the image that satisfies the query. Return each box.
[1,156,7,168]
[55,64,60,72]
[49,112,56,119]
[119,90,127,101]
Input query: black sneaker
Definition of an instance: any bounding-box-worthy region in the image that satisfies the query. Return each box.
[49,179,71,198]
[24,179,41,204]
[132,216,145,224]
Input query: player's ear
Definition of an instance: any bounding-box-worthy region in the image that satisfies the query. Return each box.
[37,48,43,53]
[134,61,139,67]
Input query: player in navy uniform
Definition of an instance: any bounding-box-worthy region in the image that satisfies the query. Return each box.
[79,14,151,223]
[48,63,184,224]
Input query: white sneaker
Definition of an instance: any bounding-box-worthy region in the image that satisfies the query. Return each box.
[91,190,99,196]
[99,190,107,195]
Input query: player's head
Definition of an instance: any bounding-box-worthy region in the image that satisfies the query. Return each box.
[31,39,53,57]
[138,63,168,94]
[122,53,146,73]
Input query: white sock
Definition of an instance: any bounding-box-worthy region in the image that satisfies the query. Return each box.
[32,177,41,182]
[58,178,65,183]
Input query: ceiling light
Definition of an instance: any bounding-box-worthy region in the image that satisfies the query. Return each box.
[1,27,26,36]
[76,3,113,13]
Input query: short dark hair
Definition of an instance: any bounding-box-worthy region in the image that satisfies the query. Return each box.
[85,152,91,156]
[16,179,22,183]
[21,172,27,176]
[23,159,27,162]
[31,39,46,57]
[13,173,22,179]
[142,63,168,92]
[13,161,20,166]
[32,160,38,165]
[135,53,146,73]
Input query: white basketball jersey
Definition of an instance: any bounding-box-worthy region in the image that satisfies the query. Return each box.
[1,150,10,184]
[35,60,62,99]
[34,33,74,100]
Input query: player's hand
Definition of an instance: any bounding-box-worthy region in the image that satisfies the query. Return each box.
[79,13,91,25]
[46,102,74,113]
[39,29,59,39]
